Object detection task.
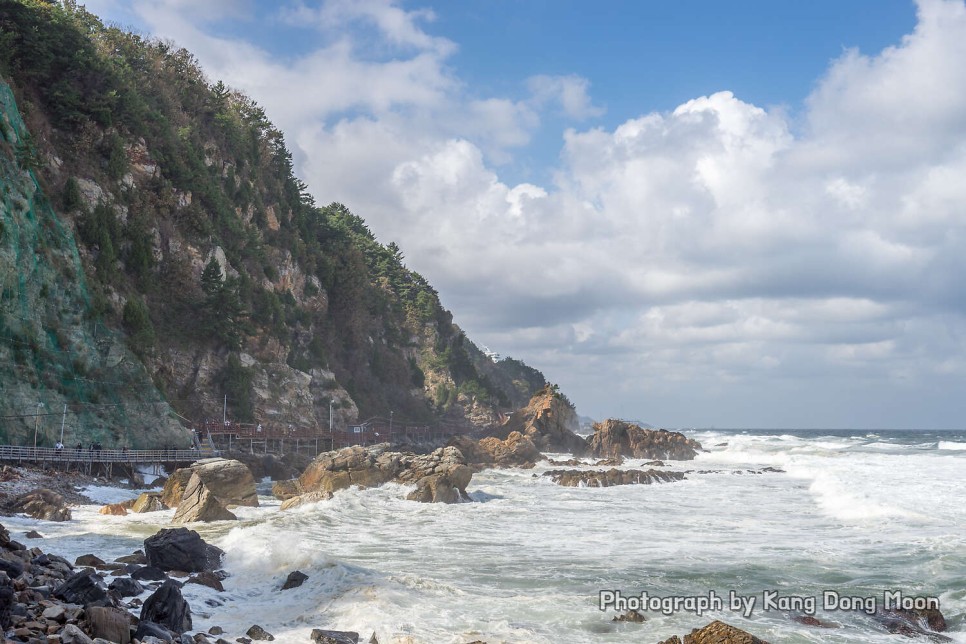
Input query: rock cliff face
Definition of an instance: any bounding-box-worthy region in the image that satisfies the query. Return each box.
[485,386,587,455]
[0,2,554,447]
[587,420,702,460]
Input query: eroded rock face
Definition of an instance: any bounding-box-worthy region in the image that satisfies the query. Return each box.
[587,420,702,460]
[8,489,72,521]
[162,458,258,509]
[485,386,587,455]
[543,468,685,487]
[451,431,542,468]
[282,444,473,505]
[171,472,237,523]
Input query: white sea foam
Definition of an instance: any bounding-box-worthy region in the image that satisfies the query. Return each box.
[15,430,965,643]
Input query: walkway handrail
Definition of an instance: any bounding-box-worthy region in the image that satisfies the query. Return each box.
[0,445,219,463]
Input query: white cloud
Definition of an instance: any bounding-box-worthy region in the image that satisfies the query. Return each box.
[89,0,966,427]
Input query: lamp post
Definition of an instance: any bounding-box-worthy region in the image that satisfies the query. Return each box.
[33,402,44,449]
[329,400,334,432]
[389,410,393,436]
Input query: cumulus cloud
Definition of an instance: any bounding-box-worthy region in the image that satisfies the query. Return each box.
[89,0,966,427]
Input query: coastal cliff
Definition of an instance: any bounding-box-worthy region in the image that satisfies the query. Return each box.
[0,0,551,447]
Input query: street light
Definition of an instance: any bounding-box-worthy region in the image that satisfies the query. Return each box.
[33,402,44,449]
[389,410,393,435]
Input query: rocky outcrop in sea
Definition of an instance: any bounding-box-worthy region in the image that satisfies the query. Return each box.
[587,419,703,460]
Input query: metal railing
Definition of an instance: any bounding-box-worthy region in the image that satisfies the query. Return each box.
[0,445,218,464]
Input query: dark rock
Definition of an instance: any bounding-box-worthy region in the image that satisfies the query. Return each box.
[543,468,685,487]
[0,557,24,577]
[132,565,168,581]
[135,620,176,642]
[612,609,646,623]
[187,571,225,592]
[144,528,224,573]
[108,576,144,597]
[281,570,308,590]
[115,551,148,565]
[24,530,43,539]
[246,624,274,640]
[141,579,192,635]
[209,626,225,635]
[53,570,113,607]
[310,630,359,644]
[792,615,836,628]
[75,554,106,567]
[60,623,96,644]
[0,584,13,629]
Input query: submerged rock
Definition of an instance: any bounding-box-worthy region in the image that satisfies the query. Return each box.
[659,620,770,644]
[543,468,685,487]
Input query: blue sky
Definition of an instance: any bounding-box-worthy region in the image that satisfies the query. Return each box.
[84,0,966,428]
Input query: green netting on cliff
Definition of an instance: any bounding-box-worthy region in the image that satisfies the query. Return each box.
[0,78,187,448]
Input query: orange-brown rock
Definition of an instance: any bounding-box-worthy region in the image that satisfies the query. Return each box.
[99,503,128,516]
[659,621,770,644]
[484,385,587,455]
[587,419,702,460]
[162,458,258,508]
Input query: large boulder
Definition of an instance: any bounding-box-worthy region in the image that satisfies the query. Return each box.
[87,606,135,644]
[144,527,224,573]
[587,420,702,460]
[162,458,258,508]
[8,488,71,521]
[172,472,237,523]
[484,385,587,455]
[140,579,192,635]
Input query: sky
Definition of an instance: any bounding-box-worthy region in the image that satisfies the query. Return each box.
[80,0,966,429]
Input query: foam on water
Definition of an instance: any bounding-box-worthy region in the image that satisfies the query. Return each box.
[16,429,965,643]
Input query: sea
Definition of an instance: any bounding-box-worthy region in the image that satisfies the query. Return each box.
[3,429,965,643]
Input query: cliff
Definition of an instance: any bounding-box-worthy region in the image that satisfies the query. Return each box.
[0,1,552,447]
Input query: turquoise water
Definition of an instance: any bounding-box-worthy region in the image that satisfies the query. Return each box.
[5,429,965,643]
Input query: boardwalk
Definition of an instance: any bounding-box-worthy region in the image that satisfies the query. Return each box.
[0,445,216,466]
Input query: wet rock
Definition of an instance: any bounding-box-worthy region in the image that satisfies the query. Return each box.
[186,571,225,592]
[587,420,702,460]
[132,565,168,581]
[141,579,192,635]
[792,615,836,628]
[406,467,472,503]
[108,576,144,597]
[543,468,685,487]
[24,530,44,539]
[310,630,359,644]
[115,551,147,565]
[246,624,274,640]
[76,554,106,567]
[278,490,332,510]
[613,609,646,623]
[8,488,72,521]
[135,620,176,642]
[671,620,770,643]
[172,473,237,523]
[281,570,308,590]
[99,502,129,516]
[132,492,166,513]
[53,570,113,607]
[144,528,224,573]
[474,432,542,468]
[270,479,300,501]
[873,605,950,641]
